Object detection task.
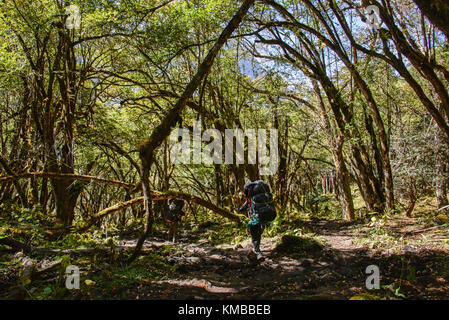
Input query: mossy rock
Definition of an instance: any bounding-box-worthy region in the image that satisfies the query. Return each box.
[273,235,324,257]
[349,293,379,300]
[197,221,219,230]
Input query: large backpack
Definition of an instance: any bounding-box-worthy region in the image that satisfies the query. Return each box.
[168,199,184,211]
[244,180,276,225]
[162,199,185,223]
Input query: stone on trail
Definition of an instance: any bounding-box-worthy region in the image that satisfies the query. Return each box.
[349,293,379,300]
[273,235,325,257]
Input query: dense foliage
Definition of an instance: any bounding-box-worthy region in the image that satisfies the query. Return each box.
[0,0,448,300]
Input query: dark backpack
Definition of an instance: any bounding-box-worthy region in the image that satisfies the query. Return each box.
[162,199,185,223]
[168,199,184,211]
[244,180,276,225]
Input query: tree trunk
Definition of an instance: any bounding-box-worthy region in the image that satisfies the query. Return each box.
[435,122,449,208]
[130,0,256,263]
[315,81,355,221]
[412,0,449,41]
[334,136,355,221]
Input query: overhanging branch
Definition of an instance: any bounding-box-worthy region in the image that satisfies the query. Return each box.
[0,172,136,189]
[71,190,244,233]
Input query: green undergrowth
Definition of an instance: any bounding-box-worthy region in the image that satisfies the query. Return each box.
[0,203,50,245]
[82,253,176,299]
[352,211,449,249]
[191,220,247,245]
[190,215,326,247]
[0,246,176,299]
[0,202,121,250]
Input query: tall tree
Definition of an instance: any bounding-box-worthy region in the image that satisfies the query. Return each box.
[129,0,256,263]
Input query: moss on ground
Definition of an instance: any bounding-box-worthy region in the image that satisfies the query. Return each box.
[273,234,325,257]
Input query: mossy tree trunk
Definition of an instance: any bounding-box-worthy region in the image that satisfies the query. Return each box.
[128,0,256,263]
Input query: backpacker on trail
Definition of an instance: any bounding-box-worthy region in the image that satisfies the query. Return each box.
[242,180,277,226]
[239,180,276,260]
[161,199,185,242]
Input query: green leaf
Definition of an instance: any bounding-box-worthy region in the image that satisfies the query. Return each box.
[394,288,405,298]
[85,279,96,286]
[60,255,71,270]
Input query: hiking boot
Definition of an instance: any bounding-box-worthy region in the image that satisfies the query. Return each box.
[252,247,263,260]
[255,251,264,260]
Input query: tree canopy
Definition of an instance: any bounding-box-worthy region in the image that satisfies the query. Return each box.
[1,0,449,301]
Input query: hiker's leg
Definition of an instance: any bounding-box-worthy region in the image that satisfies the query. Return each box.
[250,224,263,253]
[172,222,179,243]
[168,223,174,241]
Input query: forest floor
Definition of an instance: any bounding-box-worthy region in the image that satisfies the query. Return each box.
[1,215,449,300]
[117,217,449,300]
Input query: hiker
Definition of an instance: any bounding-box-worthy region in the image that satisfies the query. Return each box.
[239,180,277,260]
[162,198,185,243]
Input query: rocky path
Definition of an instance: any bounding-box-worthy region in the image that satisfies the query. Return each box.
[116,219,449,300]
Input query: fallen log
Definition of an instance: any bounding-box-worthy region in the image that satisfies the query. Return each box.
[152,190,244,224]
[71,190,245,233]
[0,236,34,253]
[153,278,239,294]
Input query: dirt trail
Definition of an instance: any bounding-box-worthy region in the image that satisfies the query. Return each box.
[116,218,449,300]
